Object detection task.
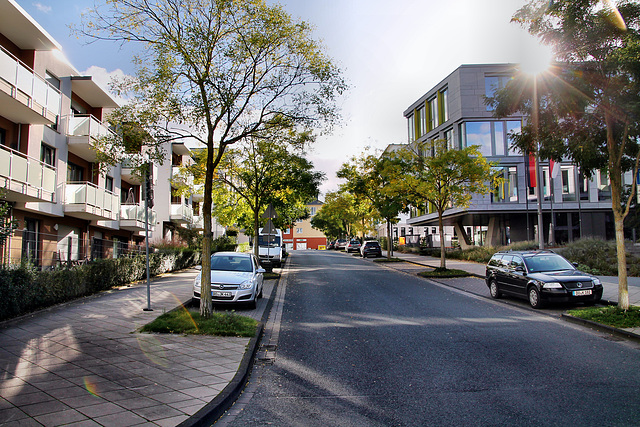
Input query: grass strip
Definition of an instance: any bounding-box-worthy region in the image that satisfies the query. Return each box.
[373,258,405,263]
[140,307,257,337]
[566,305,640,329]
[418,268,471,278]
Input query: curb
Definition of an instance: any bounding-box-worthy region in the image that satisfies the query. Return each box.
[178,260,284,426]
[560,313,640,343]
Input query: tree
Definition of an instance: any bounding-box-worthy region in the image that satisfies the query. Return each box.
[77,0,346,317]
[337,149,406,259]
[391,139,496,269]
[488,0,640,309]
[311,190,358,239]
[206,134,324,255]
[0,190,19,249]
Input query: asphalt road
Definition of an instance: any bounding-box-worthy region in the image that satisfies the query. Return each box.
[218,250,640,426]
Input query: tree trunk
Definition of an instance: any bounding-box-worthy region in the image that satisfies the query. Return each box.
[200,148,214,318]
[614,212,630,310]
[387,219,392,259]
[438,210,446,270]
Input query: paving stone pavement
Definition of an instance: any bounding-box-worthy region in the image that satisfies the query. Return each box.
[0,268,274,426]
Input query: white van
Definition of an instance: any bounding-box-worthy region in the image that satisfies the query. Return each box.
[258,228,283,268]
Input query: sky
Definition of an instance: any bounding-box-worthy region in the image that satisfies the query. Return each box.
[15,0,552,196]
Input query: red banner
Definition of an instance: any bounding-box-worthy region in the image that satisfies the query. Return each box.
[528,154,537,187]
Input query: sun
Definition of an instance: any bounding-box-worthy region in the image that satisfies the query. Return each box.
[519,36,555,76]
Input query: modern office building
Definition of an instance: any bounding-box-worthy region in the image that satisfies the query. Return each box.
[402,64,614,247]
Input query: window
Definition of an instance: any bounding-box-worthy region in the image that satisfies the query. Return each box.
[105,176,113,192]
[310,207,317,216]
[0,128,5,146]
[464,122,492,156]
[67,162,84,182]
[439,88,448,123]
[493,122,505,156]
[407,114,415,142]
[46,71,60,90]
[171,189,181,204]
[597,169,611,201]
[22,219,39,266]
[485,75,510,110]
[40,144,55,166]
[493,167,518,203]
[444,129,455,151]
[416,106,426,138]
[296,228,303,234]
[561,166,576,201]
[431,227,437,235]
[506,121,522,155]
[428,97,438,130]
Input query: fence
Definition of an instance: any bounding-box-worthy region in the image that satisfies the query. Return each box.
[1,228,147,269]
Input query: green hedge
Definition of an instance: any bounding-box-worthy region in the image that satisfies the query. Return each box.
[0,249,201,322]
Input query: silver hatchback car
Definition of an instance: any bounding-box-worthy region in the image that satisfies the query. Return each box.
[193,252,265,309]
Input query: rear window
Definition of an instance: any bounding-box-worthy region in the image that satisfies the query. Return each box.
[366,242,380,247]
[488,254,502,267]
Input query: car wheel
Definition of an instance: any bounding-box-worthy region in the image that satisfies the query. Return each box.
[258,286,263,299]
[528,286,544,309]
[249,297,257,309]
[489,280,501,299]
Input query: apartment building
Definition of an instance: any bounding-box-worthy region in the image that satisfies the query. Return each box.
[402,64,614,247]
[283,199,327,250]
[0,0,206,267]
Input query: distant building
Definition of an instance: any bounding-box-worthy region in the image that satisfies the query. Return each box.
[283,200,327,250]
[402,64,614,247]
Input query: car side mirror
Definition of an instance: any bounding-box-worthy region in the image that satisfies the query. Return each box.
[572,262,578,268]
[195,265,202,271]
[515,266,526,273]
[257,268,266,274]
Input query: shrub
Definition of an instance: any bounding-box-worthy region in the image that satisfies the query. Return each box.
[555,238,632,276]
[0,249,201,322]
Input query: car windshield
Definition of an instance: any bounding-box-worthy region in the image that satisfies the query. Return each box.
[524,254,574,273]
[210,255,253,272]
[258,235,281,247]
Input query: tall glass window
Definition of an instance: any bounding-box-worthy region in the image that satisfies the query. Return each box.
[506,120,522,155]
[493,122,505,156]
[428,97,438,130]
[485,75,510,111]
[417,106,426,137]
[464,122,492,156]
[561,166,576,201]
[440,88,448,123]
[444,129,455,151]
[493,166,518,203]
[407,114,415,142]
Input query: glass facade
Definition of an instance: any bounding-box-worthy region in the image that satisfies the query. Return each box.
[463,120,522,157]
[493,166,518,203]
[464,122,492,156]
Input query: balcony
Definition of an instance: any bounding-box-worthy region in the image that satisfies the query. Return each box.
[0,144,56,203]
[0,45,60,125]
[192,215,204,230]
[120,203,157,231]
[63,182,119,221]
[65,115,118,162]
[170,203,193,224]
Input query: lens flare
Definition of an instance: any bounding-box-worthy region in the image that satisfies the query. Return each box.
[83,377,100,397]
[602,0,627,31]
[137,334,169,367]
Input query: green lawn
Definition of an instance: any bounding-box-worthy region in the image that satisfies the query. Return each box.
[567,305,640,329]
[140,306,257,337]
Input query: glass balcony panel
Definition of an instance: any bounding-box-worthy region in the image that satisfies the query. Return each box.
[16,63,32,95]
[11,154,28,183]
[27,160,42,188]
[43,166,56,193]
[0,148,10,176]
[0,50,16,84]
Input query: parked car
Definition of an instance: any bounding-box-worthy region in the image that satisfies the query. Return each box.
[360,240,382,258]
[327,240,336,250]
[193,252,265,309]
[345,239,362,253]
[485,250,603,309]
[335,239,348,250]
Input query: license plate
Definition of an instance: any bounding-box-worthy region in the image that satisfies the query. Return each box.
[213,291,232,297]
[573,290,592,296]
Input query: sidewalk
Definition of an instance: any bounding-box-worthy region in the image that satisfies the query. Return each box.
[0,269,274,426]
[383,250,640,337]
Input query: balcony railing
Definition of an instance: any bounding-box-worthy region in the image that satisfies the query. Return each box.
[67,115,115,139]
[0,144,56,202]
[120,203,157,231]
[0,44,61,123]
[170,203,193,224]
[63,182,119,221]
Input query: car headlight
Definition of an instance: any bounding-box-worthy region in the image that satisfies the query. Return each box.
[592,278,601,286]
[238,280,253,290]
[543,281,562,289]
[194,274,201,289]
